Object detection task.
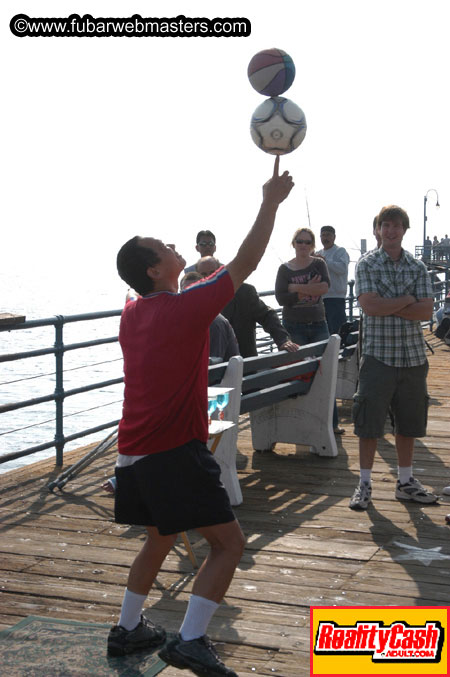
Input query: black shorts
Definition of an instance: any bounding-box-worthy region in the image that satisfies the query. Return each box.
[114,439,235,535]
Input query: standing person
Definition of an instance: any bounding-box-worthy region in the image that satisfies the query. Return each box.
[316,225,350,335]
[196,256,299,358]
[275,227,330,347]
[432,235,440,261]
[441,234,450,262]
[423,236,432,262]
[349,205,437,510]
[184,230,217,272]
[107,157,294,677]
[275,227,343,433]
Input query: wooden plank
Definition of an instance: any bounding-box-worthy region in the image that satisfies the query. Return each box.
[0,312,26,325]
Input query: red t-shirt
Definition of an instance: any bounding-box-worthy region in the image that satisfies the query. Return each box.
[118,267,234,455]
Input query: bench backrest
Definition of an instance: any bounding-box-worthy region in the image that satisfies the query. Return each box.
[209,333,360,411]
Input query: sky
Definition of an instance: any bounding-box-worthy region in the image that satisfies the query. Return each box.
[1,0,449,311]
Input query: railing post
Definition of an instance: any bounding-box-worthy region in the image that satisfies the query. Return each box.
[54,316,65,466]
[347,280,355,322]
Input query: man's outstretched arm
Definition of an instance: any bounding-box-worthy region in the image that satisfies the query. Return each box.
[226,156,294,291]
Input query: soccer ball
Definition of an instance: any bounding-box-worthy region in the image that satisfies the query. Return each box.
[250,96,307,155]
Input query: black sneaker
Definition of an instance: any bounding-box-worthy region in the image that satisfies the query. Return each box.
[158,634,238,676]
[107,615,166,656]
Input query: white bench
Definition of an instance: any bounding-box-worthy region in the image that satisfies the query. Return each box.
[207,355,244,506]
[208,334,359,505]
[249,335,341,457]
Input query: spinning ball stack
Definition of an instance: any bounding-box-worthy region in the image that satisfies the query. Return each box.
[248,48,307,156]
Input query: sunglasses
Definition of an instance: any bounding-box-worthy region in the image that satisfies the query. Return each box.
[198,241,215,247]
[295,239,313,245]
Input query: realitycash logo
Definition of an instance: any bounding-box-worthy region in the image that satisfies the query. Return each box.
[314,620,443,662]
[310,606,449,676]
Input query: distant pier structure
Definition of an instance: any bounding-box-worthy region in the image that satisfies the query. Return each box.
[415,242,450,305]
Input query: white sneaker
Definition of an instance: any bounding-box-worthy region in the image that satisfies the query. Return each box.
[349,482,372,510]
[395,477,437,504]
[442,486,450,496]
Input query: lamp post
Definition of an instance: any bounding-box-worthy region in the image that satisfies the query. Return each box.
[423,189,440,258]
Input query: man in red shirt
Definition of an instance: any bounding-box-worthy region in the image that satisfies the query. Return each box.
[107,157,294,676]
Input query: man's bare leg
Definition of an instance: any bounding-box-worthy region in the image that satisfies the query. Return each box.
[359,437,377,470]
[126,526,178,595]
[108,527,175,655]
[395,434,414,468]
[193,520,245,602]
[175,520,245,641]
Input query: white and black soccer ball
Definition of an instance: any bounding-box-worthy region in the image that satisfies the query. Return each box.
[250,96,307,155]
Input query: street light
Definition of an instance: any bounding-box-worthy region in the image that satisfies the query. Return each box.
[423,189,440,257]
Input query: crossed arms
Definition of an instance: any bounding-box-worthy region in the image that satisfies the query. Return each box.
[288,275,329,298]
[358,292,433,321]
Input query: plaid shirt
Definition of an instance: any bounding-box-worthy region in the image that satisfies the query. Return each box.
[355,247,433,367]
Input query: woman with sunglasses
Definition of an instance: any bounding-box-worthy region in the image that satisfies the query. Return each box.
[275,227,344,433]
[275,227,330,345]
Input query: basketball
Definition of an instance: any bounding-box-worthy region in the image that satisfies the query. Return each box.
[247,48,296,97]
[250,96,307,155]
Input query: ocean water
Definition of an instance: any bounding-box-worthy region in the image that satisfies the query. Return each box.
[0,269,126,474]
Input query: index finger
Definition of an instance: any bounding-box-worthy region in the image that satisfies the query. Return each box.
[273,154,280,177]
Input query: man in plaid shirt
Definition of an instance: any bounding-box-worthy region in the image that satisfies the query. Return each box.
[350,205,437,510]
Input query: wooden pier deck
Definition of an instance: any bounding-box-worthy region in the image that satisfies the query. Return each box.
[1,331,449,676]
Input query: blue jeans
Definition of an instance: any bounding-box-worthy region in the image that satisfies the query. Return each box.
[282,319,339,428]
[282,319,330,346]
[323,298,347,336]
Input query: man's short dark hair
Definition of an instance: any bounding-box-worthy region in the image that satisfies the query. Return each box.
[116,236,161,295]
[320,225,335,234]
[196,230,216,244]
[377,205,410,230]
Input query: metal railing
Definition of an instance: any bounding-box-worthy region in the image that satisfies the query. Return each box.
[416,244,450,267]
[0,310,122,466]
[1,276,443,469]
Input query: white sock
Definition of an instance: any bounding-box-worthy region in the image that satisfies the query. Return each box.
[398,466,413,485]
[360,469,372,485]
[179,594,219,641]
[118,588,147,631]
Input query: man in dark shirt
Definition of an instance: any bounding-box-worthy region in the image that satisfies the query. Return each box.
[196,256,298,357]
